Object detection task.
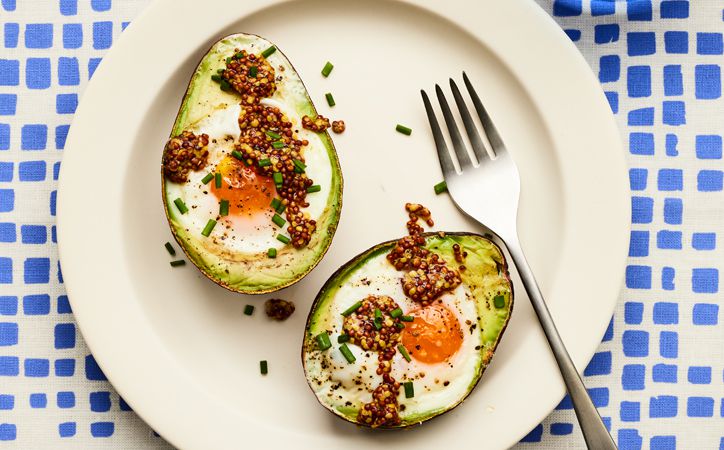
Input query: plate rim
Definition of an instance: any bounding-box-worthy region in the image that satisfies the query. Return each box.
[57,0,629,448]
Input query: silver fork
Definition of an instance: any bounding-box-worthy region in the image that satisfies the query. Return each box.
[422,73,617,450]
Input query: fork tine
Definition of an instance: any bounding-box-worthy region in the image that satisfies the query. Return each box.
[421,89,455,177]
[462,72,506,157]
[435,84,473,169]
[449,78,488,164]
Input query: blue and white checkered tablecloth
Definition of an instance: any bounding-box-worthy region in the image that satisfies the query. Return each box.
[0,0,722,448]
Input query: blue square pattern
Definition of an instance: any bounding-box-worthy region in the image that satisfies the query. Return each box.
[63,23,82,49]
[24,358,49,377]
[93,22,113,50]
[59,0,77,15]
[696,135,722,159]
[697,33,723,55]
[658,169,683,191]
[58,57,80,86]
[24,24,53,49]
[629,231,649,257]
[653,302,678,324]
[0,424,16,441]
[623,330,649,357]
[687,366,712,384]
[57,391,75,408]
[0,59,20,86]
[92,0,112,11]
[21,225,47,244]
[621,401,641,422]
[662,101,686,125]
[550,423,574,435]
[599,55,620,82]
[57,295,72,314]
[0,94,17,115]
[630,132,654,155]
[650,395,678,418]
[663,65,683,96]
[605,91,618,113]
[56,125,69,149]
[687,397,714,417]
[695,65,721,100]
[692,268,718,293]
[619,429,642,450]
[692,232,716,250]
[85,355,108,381]
[626,265,652,289]
[692,303,718,325]
[29,393,47,409]
[591,0,615,16]
[625,302,644,324]
[520,424,544,443]
[0,322,18,346]
[26,58,51,90]
[0,394,13,410]
[629,168,647,190]
[90,391,111,412]
[59,422,76,438]
[698,170,723,191]
[664,31,688,54]
[651,436,676,450]
[662,268,675,289]
[628,32,656,56]
[0,296,17,315]
[660,331,678,358]
[54,323,75,349]
[21,124,47,150]
[564,29,582,42]
[631,197,652,222]
[584,351,612,376]
[91,422,115,438]
[24,258,50,284]
[628,108,654,126]
[663,198,682,224]
[628,66,651,97]
[0,163,12,181]
[18,161,46,182]
[553,0,582,17]
[627,0,652,21]
[23,294,50,315]
[0,222,15,242]
[622,364,646,391]
[653,363,678,383]
[657,230,682,249]
[661,1,689,18]
[4,23,19,48]
[0,124,10,150]
[56,94,78,114]
[0,257,12,282]
[55,358,75,376]
[595,24,619,44]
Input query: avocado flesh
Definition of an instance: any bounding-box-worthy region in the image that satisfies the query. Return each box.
[162,34,343,294]
[302,232,513,427]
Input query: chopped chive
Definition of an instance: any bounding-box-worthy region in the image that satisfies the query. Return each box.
[341,301,362,316]
[400,315,414,322]
[217,68,225,74]
[270,198,282,210]
[219,79,232,91]
[266,130,281,140]
[260,360,268,375]
[337,334,350,344]
[325,92,335,107]
[201,219,216,237]
[244,304,254,315]
[403,381,414,398]
[398,345,411,362]
[164,242,176,256]
[201,173,214,184]
[293,159,306,173]
[231,150,244,161]
[390,308,403,318]
[258,158,271,167]
[307,185,321,193]
[272,214,286,228]
[374,308,382,320]
[234,51,244,59]
[276,203,286,214]
[321,61,334,77]
[316,332,332,351]
[271,141,285,149]
[493,294,506,309]
[267,247,277,258]
[173,198,188,214]
[211,74,222,82]
[219,199,229,217]
[434,180,448,195]
[170,260,185,267]
[373,318,382,330]
[396,124,412,136]
[339,343,356,363]
[214,172,222,188]
[273,172,283,186]
[276,234,290,244]
[225,56,232,64]
[261,45,277,58]
[396,322,405,330]
[249,66,258,78]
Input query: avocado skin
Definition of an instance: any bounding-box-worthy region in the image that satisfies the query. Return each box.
[161,33,343,295]
[302,232,514,428]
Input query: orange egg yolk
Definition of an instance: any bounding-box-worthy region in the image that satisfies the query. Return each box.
[210,155,276,217]
[401,302,463,364]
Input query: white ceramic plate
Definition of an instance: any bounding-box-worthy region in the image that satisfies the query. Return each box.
[57,0,628,448]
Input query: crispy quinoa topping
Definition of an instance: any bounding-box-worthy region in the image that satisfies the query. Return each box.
[220,49,276,101]
[162,131,210,183]
[301,114,331,132]
[343,295,403,427]
[331,120,345,134]
[264,298,295,321]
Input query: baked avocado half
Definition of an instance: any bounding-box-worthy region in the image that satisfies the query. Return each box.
[302,232,513,428]
[162,34,343,294]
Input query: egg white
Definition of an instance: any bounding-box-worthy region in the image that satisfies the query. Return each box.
[164,55,333,255]
[306,251,482,420]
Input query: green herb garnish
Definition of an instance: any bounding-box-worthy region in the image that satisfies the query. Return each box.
[321,61,334,77]
[396,124,412,135]
[201,219,216,237]
[316,332,332,351]
[173,198,188,214]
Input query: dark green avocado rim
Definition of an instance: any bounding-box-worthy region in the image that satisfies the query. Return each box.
[301,231,514,429]
[160,33,343,295]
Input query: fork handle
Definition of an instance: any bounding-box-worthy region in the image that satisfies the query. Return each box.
[504,238,617,450]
